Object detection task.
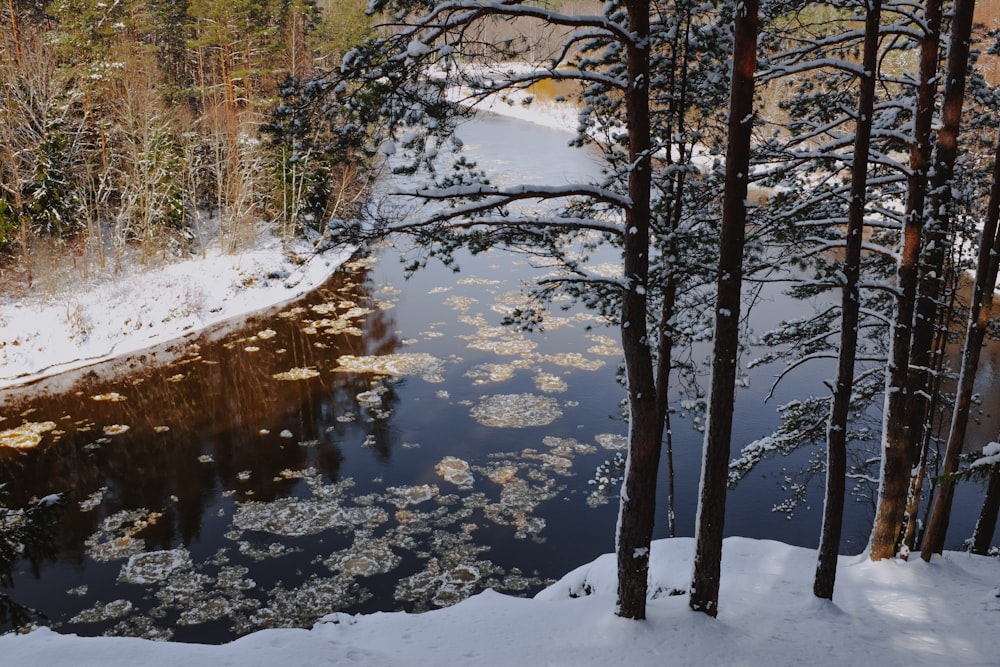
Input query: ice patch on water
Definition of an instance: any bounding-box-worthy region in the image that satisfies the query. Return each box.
[335,353,446,383]
[436,457,475,488]
[0,420,56,449]
[533,372,567,393]
[272,366,320,381]
[118,548,193,585]
[470,393,562,428]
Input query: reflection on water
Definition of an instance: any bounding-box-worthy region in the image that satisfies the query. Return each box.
[0,247,629,642]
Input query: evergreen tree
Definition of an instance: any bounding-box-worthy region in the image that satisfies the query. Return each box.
[814,0,881,600]
[871,0,977,560]
[689,0,759,618]
[921,125,1000,559]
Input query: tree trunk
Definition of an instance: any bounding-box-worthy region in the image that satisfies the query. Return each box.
[9,159,30,288]
[615,0,659,621]
[921,127,1000,560]
[656,276,678,538]
[884,0,941,559]
[6,0,21,67]
[689,0,758,618]
[814,0,881,601]
[971,469,1000,555]
[870,0,970,559]
[654,1,691,542]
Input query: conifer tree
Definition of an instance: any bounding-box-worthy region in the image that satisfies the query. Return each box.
[814,0,881,600]
[871,0,976,560]
[921,127,1000,560]
[283,0,745,619]
[689,0,759,618]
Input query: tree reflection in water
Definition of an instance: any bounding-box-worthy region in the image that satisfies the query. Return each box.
[0,249,624,642]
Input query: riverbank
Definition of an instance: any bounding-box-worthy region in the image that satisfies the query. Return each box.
[0,235,354,392]
[0,73,574,395]
[2,536,997,666]
[0,71,569,396]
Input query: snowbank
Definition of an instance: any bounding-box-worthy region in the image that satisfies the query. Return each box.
[2,537,997,666]
[0,237,354,391]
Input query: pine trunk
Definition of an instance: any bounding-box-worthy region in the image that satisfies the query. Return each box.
[690,0,758,618]
[615,0,659,621]
[656,276,678,537]
[971,470,1000,555]
[814,0,881,601]
[871,0,970,559]
[896,0,943,558]
[921,127,1000,560]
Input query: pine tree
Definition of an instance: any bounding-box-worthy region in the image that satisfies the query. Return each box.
[871,0,977,560]
[920,126,1000,559]
[689,0,759,618]
[287,0,741,619]
[814,0,881,600]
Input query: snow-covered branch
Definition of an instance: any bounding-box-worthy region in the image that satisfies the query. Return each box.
[397,182,631,208]
[380,0,635,47]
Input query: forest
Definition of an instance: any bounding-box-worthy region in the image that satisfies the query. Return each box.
[3,0,1000,627]
[0,0,372,291]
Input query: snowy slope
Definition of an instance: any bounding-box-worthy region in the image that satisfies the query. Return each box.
[2,537,997,666]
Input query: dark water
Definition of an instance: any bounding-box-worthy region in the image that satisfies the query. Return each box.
[1,113,995,643]
[0,243,627,642]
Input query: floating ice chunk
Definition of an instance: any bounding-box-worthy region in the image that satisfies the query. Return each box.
[470,393,563,428]
[118,548,193,585]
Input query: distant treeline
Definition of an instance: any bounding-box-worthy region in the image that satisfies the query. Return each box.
[0,0,372,288]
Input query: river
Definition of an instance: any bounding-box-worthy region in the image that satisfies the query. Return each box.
[0,111,994,643]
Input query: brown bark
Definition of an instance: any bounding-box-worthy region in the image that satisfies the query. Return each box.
[870,0,970,560]
[870,0,941,560]
[615,0,659,621]
[6,0,21,67]
[972,469,1000,555]
[814,0,881,600]
[654,9,689,541]
[921,126,1000,560]
[689,0,758,618]
[656,277,678,538]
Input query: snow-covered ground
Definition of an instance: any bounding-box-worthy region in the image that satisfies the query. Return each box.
[3,537,998,666]
[0,235,354,391]
[2,71,999,667]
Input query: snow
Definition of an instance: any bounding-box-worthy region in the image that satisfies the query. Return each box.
[406,40,431,58]
[972,441,1000,469]
[2,537,998,665]
[444,63,580,133]
[0,233,354,391]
